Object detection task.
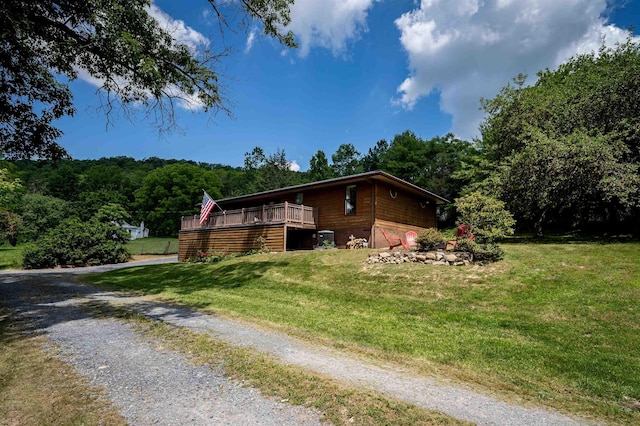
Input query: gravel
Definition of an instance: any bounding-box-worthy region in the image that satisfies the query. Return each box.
[0,260,595,425]
[0,264,322,426]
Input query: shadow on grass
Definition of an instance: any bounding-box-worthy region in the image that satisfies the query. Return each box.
[504,232,640,245]
[92,259,292,294]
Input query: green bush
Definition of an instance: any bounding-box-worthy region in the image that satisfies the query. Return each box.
[471,243,505,263]
[22,218,130,269]
[455,192,515,245]
[416,228,445,251]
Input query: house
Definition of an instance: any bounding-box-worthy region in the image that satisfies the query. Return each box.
[119,221,149,240]
[178,171,449,261]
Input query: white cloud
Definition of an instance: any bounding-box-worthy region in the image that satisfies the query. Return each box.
[288,160,301,172]
[394,0,637,140]
[287,0,377,57]
[245,27,258,53]
[145,2,209,53]
[76,2,210,112]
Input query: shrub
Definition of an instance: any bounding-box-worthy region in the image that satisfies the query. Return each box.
[471,243,505,263]
[22,218,130,269]
[455,192,515,245]
[416,228,445,251]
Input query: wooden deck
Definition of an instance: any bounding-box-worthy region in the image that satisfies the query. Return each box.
[181,202,317,230]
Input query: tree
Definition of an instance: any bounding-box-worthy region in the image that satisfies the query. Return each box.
[46,164,80,200]
[0,210,22,246]
[361,139,388,172]
[134,163,222,236]
[0,168,22,208]
[75,190,131,221]
[243,147,297,192]
[478,37,640,234]
[331,143,362,177]
[1,0,296,160]
[308,150,334,182]
[382,131,478,201]
[455,191,515,261]
[19,194,75,241]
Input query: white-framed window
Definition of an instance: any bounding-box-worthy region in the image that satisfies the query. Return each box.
[345,185,356,215]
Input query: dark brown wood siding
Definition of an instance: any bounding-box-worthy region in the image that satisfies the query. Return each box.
[178,225,285,261]
[374,182,436,228]
[370,182,437,249]
[301,181,373,248]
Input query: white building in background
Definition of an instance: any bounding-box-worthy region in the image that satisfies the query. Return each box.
[119,222,149,240]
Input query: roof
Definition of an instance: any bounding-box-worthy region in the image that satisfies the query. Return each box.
[217,171,450,205]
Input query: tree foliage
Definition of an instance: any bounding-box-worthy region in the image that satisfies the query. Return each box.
[134,163,222,236]
[382,131,479,202]
[308,150,334,182]
[479,38,640,234]
[19,193,74,242]
[243,147,298,192]
[0,0,296,160]
[456,192,515,245]
[361,139,389,172]
[331,143,362,177]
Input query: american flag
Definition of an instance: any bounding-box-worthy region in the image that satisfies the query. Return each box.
[199,190,216,225]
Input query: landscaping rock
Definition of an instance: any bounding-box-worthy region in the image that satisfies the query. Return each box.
[444,254,458,263]
[366,249,477,266]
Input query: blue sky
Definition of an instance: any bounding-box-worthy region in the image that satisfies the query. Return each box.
[57,0,640,171]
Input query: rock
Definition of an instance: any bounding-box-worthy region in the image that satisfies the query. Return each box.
[379,252,391,258]
[453,261,465,266]
[433,261,448,266]
[415,255,427,262]
[426,252,437,260]
[444,254,458,263]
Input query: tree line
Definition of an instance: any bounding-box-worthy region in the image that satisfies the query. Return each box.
[0,130,478,241]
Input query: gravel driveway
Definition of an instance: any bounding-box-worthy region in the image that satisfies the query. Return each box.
[0,259,592,425]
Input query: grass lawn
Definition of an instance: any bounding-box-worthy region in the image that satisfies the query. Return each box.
[0,244,24,270]
[125,237,178,255]
[86,242,640,424]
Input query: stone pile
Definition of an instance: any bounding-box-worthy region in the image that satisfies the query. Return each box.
[367,250,472,266]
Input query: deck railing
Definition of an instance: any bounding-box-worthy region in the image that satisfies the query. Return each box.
[181,202,317,230]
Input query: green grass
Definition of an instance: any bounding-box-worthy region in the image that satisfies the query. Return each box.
[86,243,640,424]
[126,237,178,255]
[0,244,24,269]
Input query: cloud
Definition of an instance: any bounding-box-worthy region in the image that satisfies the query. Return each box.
[394,0,637,140]
[245,27,258,53]
[288,160,301,172]
[287,0,377,57]
[76,2,210,112]
[145,2,209,53]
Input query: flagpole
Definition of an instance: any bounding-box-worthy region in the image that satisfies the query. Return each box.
[202,189,224,212]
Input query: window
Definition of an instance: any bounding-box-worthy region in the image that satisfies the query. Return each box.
[295,192,303,204]
[345,185,356,215]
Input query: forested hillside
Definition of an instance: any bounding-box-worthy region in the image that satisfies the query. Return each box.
[0,133,478,240]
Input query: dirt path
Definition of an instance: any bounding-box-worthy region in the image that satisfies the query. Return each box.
[0,261,593,425]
